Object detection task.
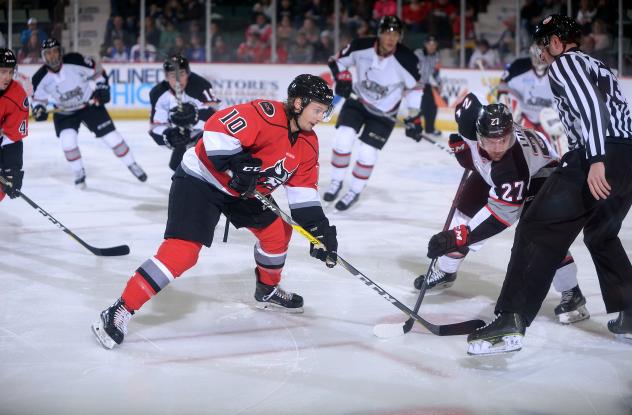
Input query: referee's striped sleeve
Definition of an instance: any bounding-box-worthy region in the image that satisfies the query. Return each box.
[549,54,609,162]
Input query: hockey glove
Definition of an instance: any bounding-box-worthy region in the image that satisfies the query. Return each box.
[404,115,423,142]
[169,103,199,128]
[228,152,262,196]
[307,220,338,268]
[449,133,475,170]
[0,169,24,199]
[427,224,470,259]
[334,70,353,98]
[93,82,111,105]
[32,105,48,122]
[163,126,191,149]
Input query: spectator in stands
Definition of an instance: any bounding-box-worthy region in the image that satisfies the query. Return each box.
[0,31,5,48]
[468,38,500,69]
[593,0,615,32]
[590,18,612,62]
[300,17,320,45]
[149,3,164,26]
[145,16,161,48]
[541,0,565,17]
[581,33,596,54]
[247,13,272,44]
[20,18,47,48]
[253,0,275,21]
[105,15,133,49]
[356,19,371,38]
[188,21,203,40]
[18,32,42,64]
[183,0,204,20]
[277,15,295,44]
[403,0,431,33]
[169,35,188,57]
[372,0,397,21]
[130,35,157,62]
[236,32,267,63]
[452,4,476,48]
[277,0,296,22]
[159,21,180,55]
[576,0,597,32]
[302,0,329,28]
[186,35,206,62]
[520,0,542,36]
[428,0,457,48]
[313,30,334,63]
[287,31,314,63]
[106,37,130,62]
[213,36,233,62]
[162,0,185,26]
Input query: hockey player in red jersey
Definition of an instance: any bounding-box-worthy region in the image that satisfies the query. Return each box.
[92,74,338,349]
[0,49,29,202]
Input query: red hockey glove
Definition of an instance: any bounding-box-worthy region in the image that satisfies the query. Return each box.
[335,70,353,98]
[449,133,474,170]
[427,224,470,259]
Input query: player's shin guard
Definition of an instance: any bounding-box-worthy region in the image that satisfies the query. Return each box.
[59,129,85,186]
[329,125,356,184]
[121,238,202,312]
[102,131,147,181]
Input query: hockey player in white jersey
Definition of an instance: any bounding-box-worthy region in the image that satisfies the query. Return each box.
[324,15,422,210]
[30,38,147,188]
[416,93,589,324]
[497,44,567,155]
[149,55,218,171]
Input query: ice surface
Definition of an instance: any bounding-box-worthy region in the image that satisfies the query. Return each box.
[1,121,631,415]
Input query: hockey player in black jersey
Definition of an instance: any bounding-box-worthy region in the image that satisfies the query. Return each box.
[324,15,422,210]
[31,38,147,188]
[417,93,589,331]
[149,55,219,171]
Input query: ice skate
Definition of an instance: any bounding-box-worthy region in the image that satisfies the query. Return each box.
[467,313,526,356]
[334,190,359,211]
[74,169,86,189]
[555,285,590,324]
[413,263,457,291]
[323,180,342,202]
[254,270,303,313]
[128,162,148,182]
[91,298,134,349]
[607,308,632,343]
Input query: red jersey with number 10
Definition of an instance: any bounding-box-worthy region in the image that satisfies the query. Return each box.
[0,80,29,144]
[181,99,322,207]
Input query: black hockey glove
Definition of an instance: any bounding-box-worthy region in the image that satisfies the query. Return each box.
[169,103,199,128]
[427,225,470,259]
[334,70,353,98]
[93,82,111,105]
[32,105,48,122]
[307,220,338,268]
[0,168,24,199]
[163,126,191,149]
[228,152,262,196]
[404,115,423,142]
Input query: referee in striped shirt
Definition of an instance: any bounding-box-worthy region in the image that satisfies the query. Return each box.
[467,14,632,355]
[414,36,441,136]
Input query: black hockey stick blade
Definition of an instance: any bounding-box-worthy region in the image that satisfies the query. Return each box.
[373,316,485,338]
[85,244,130,256]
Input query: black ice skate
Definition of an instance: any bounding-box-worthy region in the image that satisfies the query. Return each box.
[254,270,303,313]
[607,308,632,343]
[414,264,457,291]
[323,180,342,202]
[467,312,526,356]
[91,298,134,349]
[75,169,86,189]
[555,285,590,324]
[128,162,148,182]
[335,191,359,211]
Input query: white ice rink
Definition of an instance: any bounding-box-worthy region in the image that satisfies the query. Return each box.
[1,120,631,415]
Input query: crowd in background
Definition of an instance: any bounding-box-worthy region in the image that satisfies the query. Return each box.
[2,0,629,71]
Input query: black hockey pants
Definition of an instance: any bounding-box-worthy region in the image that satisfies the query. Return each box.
[495,143,632,325]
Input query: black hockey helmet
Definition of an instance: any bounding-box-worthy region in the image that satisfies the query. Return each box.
[533,14,582,48]
[476,103,515,157]
[378,15,403,35]
[41,38,62,70]
[287,74,334,121]
[0,49,17,69]
[163,55,190,74]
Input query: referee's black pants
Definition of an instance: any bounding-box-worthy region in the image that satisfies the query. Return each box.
[496,143,632,326]
[421,83,438,133]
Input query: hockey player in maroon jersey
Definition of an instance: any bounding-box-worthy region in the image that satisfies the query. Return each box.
[416,93,589,328]
[0,49,29,202]
[92,74,338,349]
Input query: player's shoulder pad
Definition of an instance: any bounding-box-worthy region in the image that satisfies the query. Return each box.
[490,142,529,185]
[501,57,532,83]
[62,52,95,69]
[455,93,483,141]
[149,81,170,106]
[3,80,29,112]
[31,65,49,91]
[185,73,212,98]
[250,99,287,128]
[338,37,375,58]
[394,44,421,81]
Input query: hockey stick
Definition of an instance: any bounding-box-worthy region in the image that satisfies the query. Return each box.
[222,215,230,243]
[0,176,130,256]
[373,169,481,338]
[251,190,482,336]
